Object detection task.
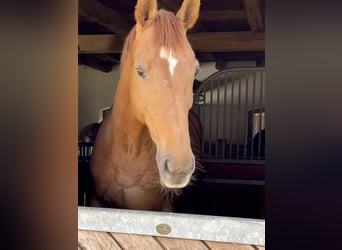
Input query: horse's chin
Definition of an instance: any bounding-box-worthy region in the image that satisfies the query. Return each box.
[159,175,191,189]
[161,182,187,189]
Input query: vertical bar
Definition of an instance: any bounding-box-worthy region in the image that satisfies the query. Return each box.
[215,78,220,158]
[251,71,256,160]
[222,73,228,159]
[243,71,249,159]
[208,79,214,158]
[229,72,235,159]
[201,83,206,158]
[258,71,265,159]
[236,71,242,159]
[82,144,85,158]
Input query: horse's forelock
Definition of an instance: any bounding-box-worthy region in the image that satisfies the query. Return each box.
[153,9,186,50]
[120,9,187,69]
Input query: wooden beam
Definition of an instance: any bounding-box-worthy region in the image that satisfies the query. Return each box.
[78,54,113,73]
[195,52,216,62]
[158,0,180,12]
[199,10,246,22]
[243,0,265,31]
[223,51,265,61]
[78,34,126,54]
[189,32,264,52]
[79,0,131,35]
[156,7,246,22]
[90,54,121,64]
[78,32,265,54]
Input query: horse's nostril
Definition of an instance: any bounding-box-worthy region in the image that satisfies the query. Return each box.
[162,156,195,176]
[164,159,172,174]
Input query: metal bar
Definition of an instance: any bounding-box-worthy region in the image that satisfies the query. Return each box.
[250,72,256,160]
[215,78,220,158]
[202,158,265,165]
[236,71,242,159]
[202,178,265,186]
[201,83,206,158]
[78,207,265,246]
[222,74,228,159]
[208,79,214,157]
[243,71,249,159]
[257,72,264,159]
[229,72,235,159]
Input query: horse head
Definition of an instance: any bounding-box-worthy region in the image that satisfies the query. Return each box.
[125,0,201,189]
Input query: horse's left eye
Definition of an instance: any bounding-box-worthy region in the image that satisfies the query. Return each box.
[136,66,146,79]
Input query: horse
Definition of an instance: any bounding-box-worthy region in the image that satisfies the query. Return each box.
[79,123,101,142]
[89,0,201,212]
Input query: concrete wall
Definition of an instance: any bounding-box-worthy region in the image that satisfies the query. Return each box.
[78,65,120,133]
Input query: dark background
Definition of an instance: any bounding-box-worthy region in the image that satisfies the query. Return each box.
[266,1,342,249]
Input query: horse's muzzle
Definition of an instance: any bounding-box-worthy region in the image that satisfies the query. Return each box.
[157,153,195,189]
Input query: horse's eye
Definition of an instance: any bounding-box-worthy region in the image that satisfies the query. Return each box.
[136,66,146,79]
[194,66,201,78]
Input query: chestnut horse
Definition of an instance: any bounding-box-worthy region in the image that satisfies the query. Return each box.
[90,0,201,212]
[79,123,100,142]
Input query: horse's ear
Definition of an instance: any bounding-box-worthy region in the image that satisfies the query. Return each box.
[134,0,158,28]
[176,0,201,30]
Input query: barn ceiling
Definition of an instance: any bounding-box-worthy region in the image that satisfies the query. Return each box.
[78,0,265,73]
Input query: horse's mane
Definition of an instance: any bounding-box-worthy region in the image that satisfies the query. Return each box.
[120,9,186,68]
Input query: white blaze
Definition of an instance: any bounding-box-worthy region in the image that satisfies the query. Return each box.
[160,47,178,76]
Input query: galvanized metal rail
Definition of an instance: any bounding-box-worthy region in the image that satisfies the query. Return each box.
[78,206,265,246]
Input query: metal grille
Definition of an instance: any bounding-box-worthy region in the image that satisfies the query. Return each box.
[78,141,94,162]
[193,68,265,163]
[78,141,94,206]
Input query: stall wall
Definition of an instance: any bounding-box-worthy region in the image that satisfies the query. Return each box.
[78,65,120,133]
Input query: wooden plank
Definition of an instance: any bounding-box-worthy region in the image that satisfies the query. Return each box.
[90,54,121,64]
[79,0,131,35]
[199,10,246,22]
[204,241,256,249]
[78,54,113,73]
[111,233,163,250]
[79,34,125,54]
[253,246,265,250]
[78,230,122,250]
[158,0,180,12]
[243,0,265,31]
[196,52,216,62]
[156,236,209,250]
[157,8,246,22]
[78,32,265,54]
[188,32,264,52]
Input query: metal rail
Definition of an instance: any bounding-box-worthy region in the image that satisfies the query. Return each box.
[78,206,265,246]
